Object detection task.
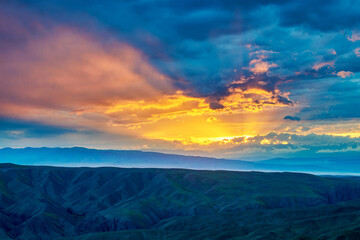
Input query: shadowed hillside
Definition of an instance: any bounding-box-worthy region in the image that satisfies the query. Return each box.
[1,164,360,239]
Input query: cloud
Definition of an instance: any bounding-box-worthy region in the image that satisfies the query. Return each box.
[347,31,360,42]
[206,116,218,123]
[284,116,301,121]
[1,0,360,158]
[0,9,296,131]
[355,48,360,57]
[209,102,225,110]
[0,117,77,139]
[279,0,360,32]
[104,86,294,128]
[337,71,353,78]
[0,27,175,111]
[145,132,360,159]
[296,79,360,120]
[249,59,278,74]
[312,61,335,71]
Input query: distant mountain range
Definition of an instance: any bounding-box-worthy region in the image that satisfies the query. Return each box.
[1,164,360,239]
[0,147,359,174]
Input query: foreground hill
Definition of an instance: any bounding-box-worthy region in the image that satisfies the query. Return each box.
[1,164,360,239]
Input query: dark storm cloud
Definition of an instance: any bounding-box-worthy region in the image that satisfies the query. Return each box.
[284,116,301,121]
[0,117,76,139]
[0,0,279,93]
[335,51,360,73]
[209,102,225,110]
[2,0,360,122]
[295,79,360,120]
[279,0,360,31]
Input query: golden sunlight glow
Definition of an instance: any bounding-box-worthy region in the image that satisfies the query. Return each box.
[260,139,289,145]
[328,133,360,138]
[155,135,253,146]
[103,86,292,130]
[0,23,297,148]
[98,82,296,147]
[1,10,359,160]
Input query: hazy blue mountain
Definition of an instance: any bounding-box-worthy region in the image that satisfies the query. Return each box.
[259,157,360,174]
[0,147,359,174]
[1,164,360,239]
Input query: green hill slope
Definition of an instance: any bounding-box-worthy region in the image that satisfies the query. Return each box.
[1,164,360,239]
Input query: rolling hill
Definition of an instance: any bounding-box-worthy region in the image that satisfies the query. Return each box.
[1,164,360,239]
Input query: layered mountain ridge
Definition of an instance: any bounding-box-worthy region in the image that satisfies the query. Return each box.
[1,147,359,174]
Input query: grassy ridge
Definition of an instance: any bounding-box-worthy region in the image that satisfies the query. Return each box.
[0,164,360,239]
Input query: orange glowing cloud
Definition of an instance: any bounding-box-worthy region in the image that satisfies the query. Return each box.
[0,28,174,111]
[249,59,277,74]
[355,47,360,57]
[337,71,353,78]
[347,31,360,42]
[220,87,291,112]
[248,49,278,74]
[0,18,295,145]
[101,84,293,129]
[312,61,335,71]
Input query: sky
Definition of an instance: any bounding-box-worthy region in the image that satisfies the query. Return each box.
[0,0,360,160]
